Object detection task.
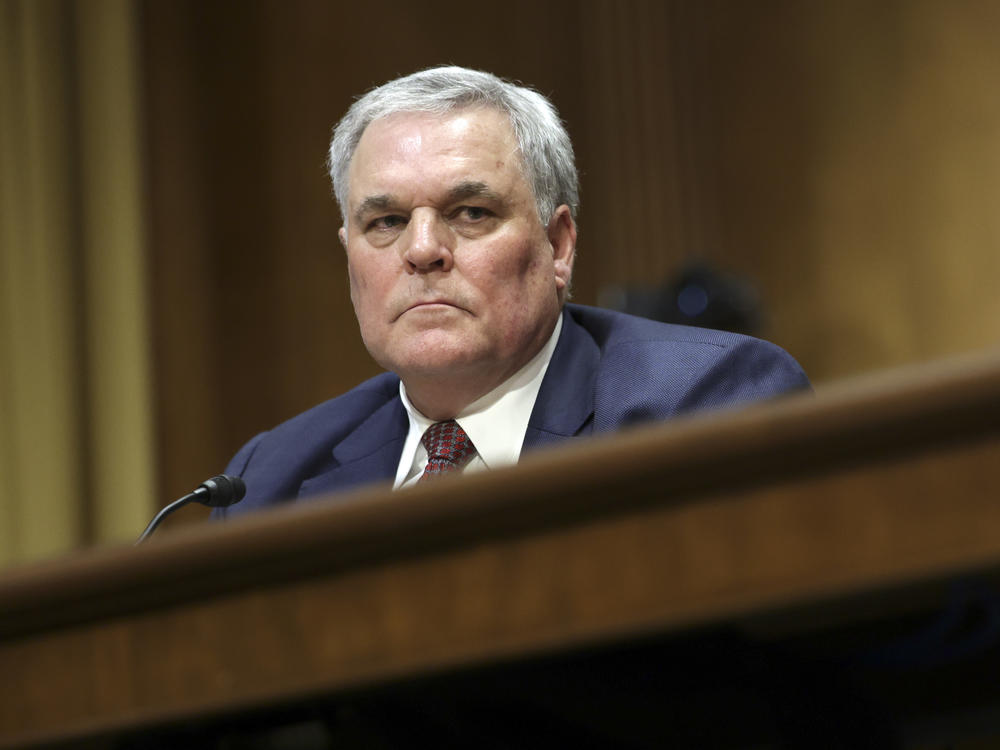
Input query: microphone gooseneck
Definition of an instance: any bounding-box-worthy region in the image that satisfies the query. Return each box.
[136,474,247,544]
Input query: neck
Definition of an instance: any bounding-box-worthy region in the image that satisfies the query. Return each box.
[402,372,504,421]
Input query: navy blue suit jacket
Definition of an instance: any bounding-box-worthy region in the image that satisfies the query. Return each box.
[217,304,809,518]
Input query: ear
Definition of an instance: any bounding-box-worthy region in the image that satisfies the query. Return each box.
[547,205,577,299]
[338,226,348,249]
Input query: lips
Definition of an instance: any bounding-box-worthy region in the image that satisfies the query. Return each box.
[394,298,465,321]
[407,300,461,314]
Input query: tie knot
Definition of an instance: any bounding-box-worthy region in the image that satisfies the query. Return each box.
[420,420,476,479]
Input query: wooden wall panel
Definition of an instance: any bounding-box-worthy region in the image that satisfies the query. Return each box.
[577,0,686,296]
[683,0,1000,380]
[142,1,228,508]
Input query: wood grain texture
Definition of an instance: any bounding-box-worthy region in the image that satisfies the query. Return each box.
[2,351,1000,747]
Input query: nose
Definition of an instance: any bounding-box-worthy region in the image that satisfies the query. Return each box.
[402,209,454,273]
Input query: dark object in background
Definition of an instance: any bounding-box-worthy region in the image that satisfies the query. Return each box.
[601,262,762,336]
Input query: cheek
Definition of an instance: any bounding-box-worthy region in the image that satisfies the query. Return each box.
[348,255,397,340]
[508,246,553,298]
[347,255,380,305]
[492,253,552,326]
[482,236,547,283]
[346,263,364,312]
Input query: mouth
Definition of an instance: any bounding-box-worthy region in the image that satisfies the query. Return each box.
[395,299,464,320]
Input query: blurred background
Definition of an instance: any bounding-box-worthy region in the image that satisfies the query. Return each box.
[2,0,999,567]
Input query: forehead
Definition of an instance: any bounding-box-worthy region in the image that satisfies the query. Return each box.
[346,108,529,206]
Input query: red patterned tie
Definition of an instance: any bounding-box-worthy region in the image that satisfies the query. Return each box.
[419,420,477,481]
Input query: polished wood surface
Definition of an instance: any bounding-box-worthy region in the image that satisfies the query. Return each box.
[2,351,1000,747]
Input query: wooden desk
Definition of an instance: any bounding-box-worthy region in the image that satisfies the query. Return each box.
[3,352,1000,748]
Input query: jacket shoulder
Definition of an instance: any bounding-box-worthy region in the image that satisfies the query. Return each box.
[564,304,810,430]
[217,372,401,516]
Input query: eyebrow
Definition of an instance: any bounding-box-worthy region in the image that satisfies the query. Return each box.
[352,181,503,226]
[444,181,501,204]
[353,194,396,226]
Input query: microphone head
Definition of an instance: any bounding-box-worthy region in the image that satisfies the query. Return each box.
[197,474,247,508]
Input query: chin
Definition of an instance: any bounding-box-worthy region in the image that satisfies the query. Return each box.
[395,352,480,378]
[389,342,493,379]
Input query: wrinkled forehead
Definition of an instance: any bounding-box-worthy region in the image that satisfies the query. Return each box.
[346,107,529,198]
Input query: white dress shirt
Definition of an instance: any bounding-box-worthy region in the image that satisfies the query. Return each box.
[393,315,563,488]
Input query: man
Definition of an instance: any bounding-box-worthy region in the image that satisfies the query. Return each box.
[217,66,808,518]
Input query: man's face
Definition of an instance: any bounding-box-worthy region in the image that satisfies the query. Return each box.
[340,108,575,406]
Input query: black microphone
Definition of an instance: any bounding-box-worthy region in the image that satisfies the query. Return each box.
[136,474,246,544]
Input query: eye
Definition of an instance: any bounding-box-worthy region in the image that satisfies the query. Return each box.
[456,206,491,221]
[367,215,407,232]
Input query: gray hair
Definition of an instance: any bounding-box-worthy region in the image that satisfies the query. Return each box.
[328,66,579,226]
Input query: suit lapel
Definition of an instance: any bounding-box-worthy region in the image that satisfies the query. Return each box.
[297,397,408,500]
[522,309,599,452]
